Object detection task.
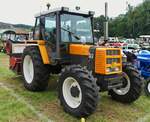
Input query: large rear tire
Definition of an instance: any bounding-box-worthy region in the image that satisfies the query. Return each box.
[58,65,99,117]
[109,64,143,103]
[22,46,49,91]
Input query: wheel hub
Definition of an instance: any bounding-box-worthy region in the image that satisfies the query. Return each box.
[23,55,34,84]
[70,86,80,98]
[62,77,82,108]
[113,72,131,95]
[122,78,128,88]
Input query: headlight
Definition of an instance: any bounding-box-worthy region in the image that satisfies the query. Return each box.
[106,67,111,72]
[114,67,119,71]
[106,67,120,73]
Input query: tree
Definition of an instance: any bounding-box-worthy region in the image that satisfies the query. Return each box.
[93,15,105,38]
[94,1,150,38]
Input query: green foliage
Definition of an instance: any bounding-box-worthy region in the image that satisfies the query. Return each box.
[94,1,150,38]
[94,15,105,38]
[13,24,33,30]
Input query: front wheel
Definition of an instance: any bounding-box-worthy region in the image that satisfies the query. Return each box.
[109,64,143,103]
[58,65,99,117]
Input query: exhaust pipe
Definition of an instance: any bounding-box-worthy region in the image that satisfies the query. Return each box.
[99,2,109,46]
[104,2,109,41]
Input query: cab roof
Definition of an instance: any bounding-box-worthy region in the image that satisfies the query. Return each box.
[35,7,95,18]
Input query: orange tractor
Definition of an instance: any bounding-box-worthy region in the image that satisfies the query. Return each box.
[6,7,143,117]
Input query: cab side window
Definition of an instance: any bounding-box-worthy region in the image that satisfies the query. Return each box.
[45,15,56,43]
[34,18,40,40]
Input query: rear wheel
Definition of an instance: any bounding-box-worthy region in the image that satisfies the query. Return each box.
[109,64,143,103]
[58,65,99,117]
[22,46,49,91]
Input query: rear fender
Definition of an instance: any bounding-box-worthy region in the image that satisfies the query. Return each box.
[23,40,51,64]
[37,40,51,64]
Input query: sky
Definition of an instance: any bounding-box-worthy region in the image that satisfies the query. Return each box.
[0,0,143,25]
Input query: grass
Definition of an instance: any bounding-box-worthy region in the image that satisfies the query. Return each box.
[0,89,37,122]
[0,52,150,122]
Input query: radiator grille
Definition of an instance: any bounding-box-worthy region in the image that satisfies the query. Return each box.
[95,48,122,74]
[107,58,120,64]
[106,50,120,55]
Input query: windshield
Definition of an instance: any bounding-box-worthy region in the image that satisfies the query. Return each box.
[2,34,28,42]
[60,14,93,43]
[2,34,15,41]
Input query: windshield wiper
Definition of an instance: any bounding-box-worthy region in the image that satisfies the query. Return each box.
[61,27,81,40]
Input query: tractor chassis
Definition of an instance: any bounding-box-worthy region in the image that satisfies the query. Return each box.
[96,73,123,91]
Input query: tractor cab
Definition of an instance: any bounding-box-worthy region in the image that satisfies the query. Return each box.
[33,7,95,63]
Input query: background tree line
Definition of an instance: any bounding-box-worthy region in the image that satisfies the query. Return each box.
[94,0,150,39]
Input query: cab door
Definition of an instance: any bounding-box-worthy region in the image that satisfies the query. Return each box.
[44,14,57,62]
[33,14,57,64]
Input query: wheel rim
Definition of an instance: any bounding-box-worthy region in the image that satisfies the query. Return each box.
[23,55,34,84]
[113,72,130,95]
[62,77,82,108]
[147,82,150,93]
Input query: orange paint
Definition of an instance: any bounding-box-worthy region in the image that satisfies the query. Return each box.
[27,40,50,64]
[95,48,122,74]
[69,44,91,56]
[37,40,50,64]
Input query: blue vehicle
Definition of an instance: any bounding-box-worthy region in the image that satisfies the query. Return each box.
[136,50,150,96]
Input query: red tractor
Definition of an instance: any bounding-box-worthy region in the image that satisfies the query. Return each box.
[4,30,29,73]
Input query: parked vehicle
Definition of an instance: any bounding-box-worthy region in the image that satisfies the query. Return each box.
[123,39,140,50]
[0,29,29,54]
[141,43,150,50]
[139,35,150,50]
[4,30,29,55]
[123,46,140,54]
[5,7,143,117]
[136,50,150,96]
[108,37,126,47]
[123,49,150,96]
